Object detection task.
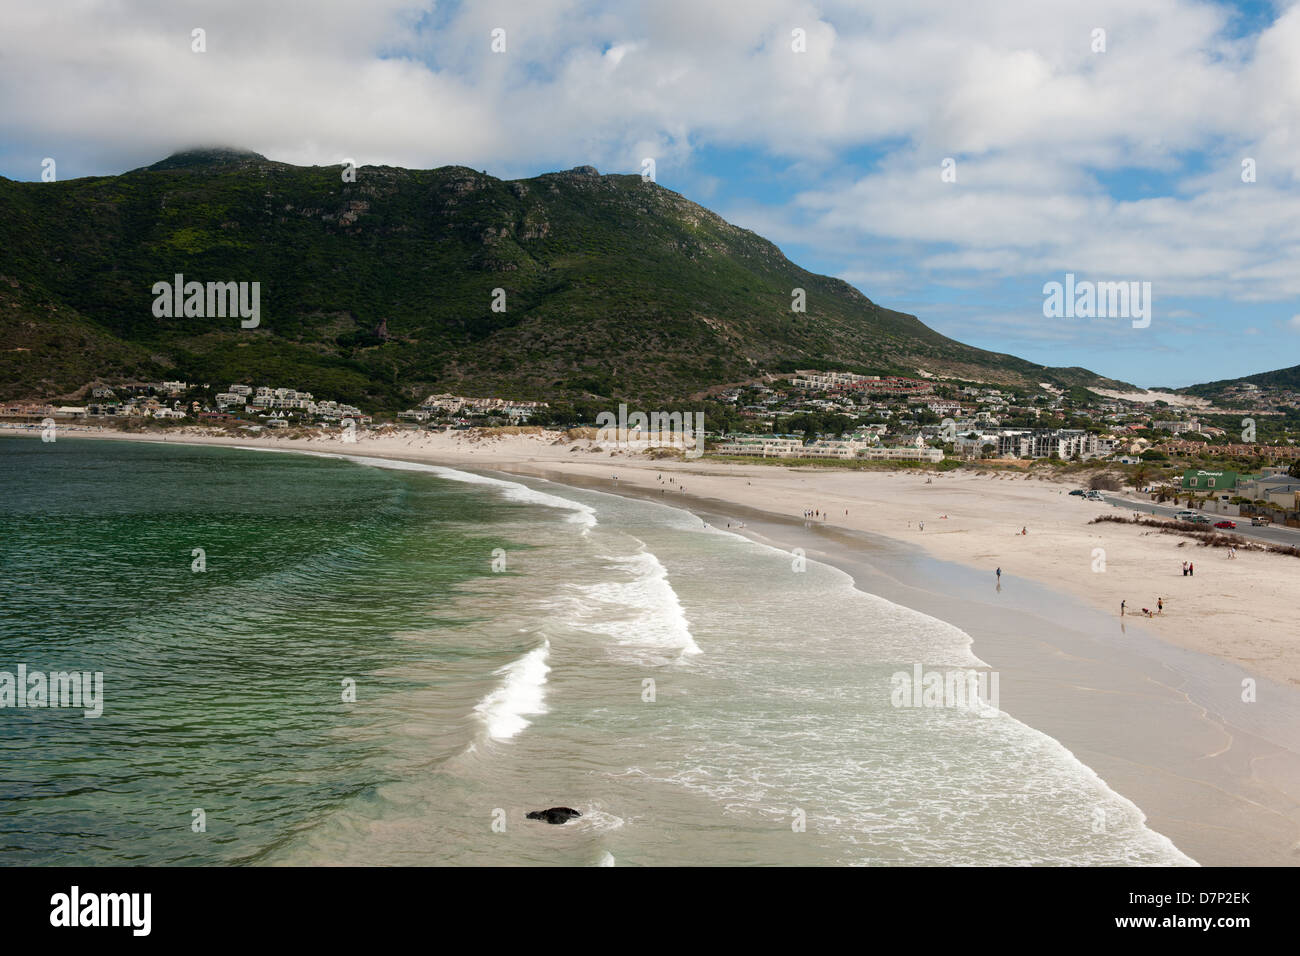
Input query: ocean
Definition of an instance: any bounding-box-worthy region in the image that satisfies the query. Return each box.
[0,437,1193,865]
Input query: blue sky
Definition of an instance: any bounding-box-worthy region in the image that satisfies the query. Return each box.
[3,0,1299,388]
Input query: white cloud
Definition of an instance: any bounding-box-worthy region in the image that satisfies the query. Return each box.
[2,0,1299,320]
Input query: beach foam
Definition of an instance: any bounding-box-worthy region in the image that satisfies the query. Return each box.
[560,545,702,661]
[239,448,599,529]
[474,640,551,741]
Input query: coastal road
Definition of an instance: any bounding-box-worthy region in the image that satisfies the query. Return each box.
[1091,492,1300,547]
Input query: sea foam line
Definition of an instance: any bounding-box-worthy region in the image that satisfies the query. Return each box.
[230,447,598,529]
[473,640,551,741]
[564,546,702,660]
[673,508,1196,863]
[343,455,598,529]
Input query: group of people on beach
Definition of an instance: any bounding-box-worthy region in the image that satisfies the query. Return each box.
[656,473,684,495]
[1117,555,1214,621]
[1121,598,1164,618]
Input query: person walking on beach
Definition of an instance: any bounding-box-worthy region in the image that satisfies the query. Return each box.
[996,567,1002,581]
[1120,599,1126,617]
[1182,561,1188,576]
[1021,526,1027,535]
[1157,597,1163,614]
[1189,562,1194,577]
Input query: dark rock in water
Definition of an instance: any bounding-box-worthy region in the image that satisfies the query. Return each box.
[526,807,582,825]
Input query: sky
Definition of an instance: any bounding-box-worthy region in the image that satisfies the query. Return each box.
[2,0,1299,388]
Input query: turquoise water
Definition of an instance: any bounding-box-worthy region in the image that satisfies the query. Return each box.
[0,437,1194,866]
[0,437,522,865]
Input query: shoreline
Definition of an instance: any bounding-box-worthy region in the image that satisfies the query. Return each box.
[15,426,1300,865]
[509,465,1300,867]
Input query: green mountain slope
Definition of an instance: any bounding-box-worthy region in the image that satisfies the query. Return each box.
[1178,364,1300,399]
[1,149,1132,409]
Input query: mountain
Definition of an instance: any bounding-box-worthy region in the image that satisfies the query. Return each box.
[0,149,1134,410]
[1177,364,1300,399]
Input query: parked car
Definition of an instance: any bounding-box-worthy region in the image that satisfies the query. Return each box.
[1251,516,1271,526]
[1068,489,1086,496]
[1214,520,1237,529]
[1085,491,1104,500]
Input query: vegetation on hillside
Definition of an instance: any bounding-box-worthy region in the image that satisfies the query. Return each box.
[1,148,1134,410]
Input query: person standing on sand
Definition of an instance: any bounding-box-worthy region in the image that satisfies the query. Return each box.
[1182,561,1188,576]
[919,521,925,532]
[996,567,1002,581]
[1121,600,1126,616]
[1157,598,1163,614]
[1189,562,1194,577]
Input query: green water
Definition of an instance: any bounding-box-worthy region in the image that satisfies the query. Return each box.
[0,437,518,865]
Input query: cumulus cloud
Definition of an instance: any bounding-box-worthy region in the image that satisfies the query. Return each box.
[2,0,1298,372]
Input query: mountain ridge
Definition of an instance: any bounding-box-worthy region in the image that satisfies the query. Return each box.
[1,148,1139,410]
[1175,363,1300,399]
